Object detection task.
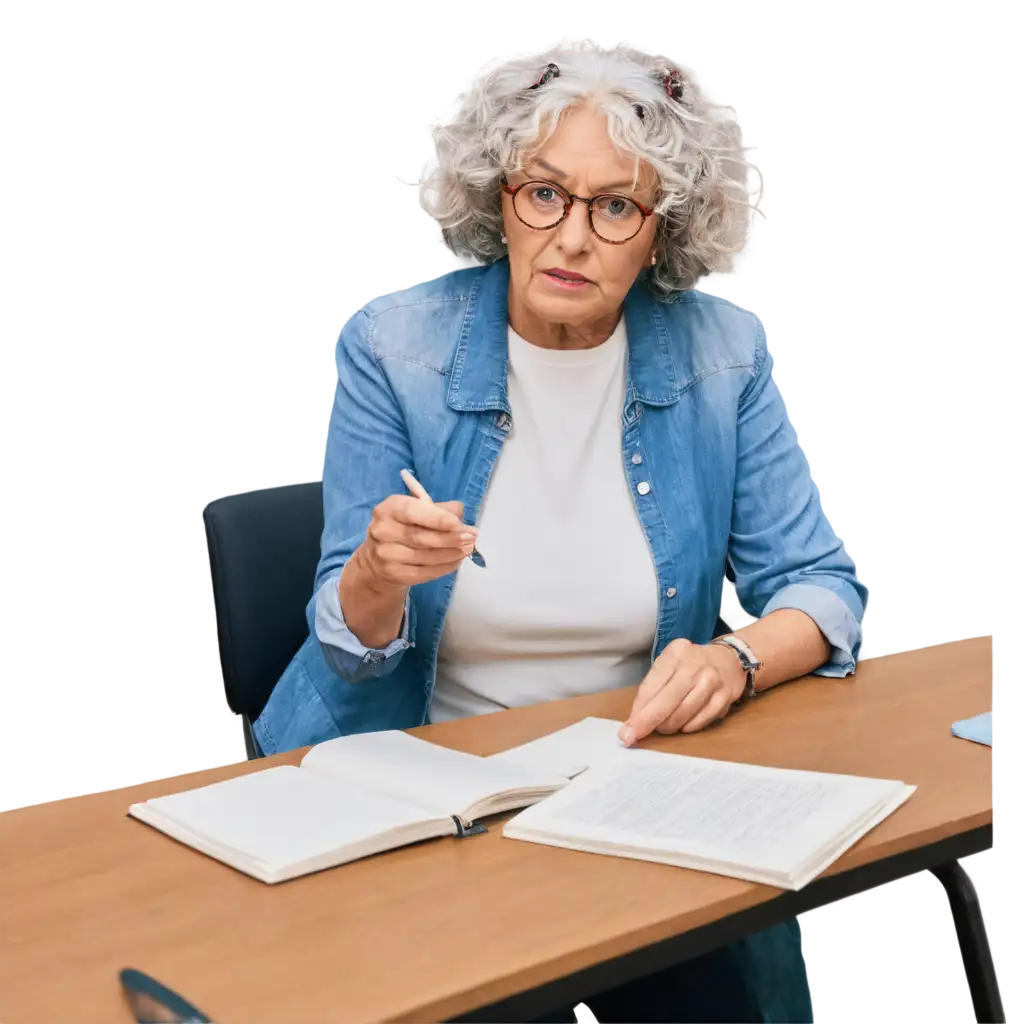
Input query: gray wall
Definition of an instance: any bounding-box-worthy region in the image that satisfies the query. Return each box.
[2,6,1024,806]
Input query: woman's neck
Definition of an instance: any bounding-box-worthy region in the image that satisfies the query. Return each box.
[507,285,622,351]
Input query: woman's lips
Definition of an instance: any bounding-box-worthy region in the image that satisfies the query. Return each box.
[541,269,591,289]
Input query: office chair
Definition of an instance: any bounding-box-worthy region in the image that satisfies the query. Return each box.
[203,482,323,759]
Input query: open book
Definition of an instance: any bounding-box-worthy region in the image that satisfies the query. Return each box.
[504,748,916,891]
[129,730,566,884]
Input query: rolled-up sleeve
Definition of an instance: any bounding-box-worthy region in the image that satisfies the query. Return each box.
[761,581,863,676]
[729,315,869,676]
[313,576,413,681]
[309,308,418,683]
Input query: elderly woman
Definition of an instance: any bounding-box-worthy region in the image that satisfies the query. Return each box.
[255,42,866,1023]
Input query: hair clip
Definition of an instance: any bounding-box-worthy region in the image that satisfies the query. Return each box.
[529,63,560,90]
[661,68,684,102]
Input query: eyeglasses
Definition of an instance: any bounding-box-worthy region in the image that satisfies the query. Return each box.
[500,176,655,244]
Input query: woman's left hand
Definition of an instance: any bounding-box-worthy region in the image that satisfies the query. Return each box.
[618,639,747,746]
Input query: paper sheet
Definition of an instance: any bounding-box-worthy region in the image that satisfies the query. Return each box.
[488,717,626,779]
[136,766,435,869]
[300,729,563,816]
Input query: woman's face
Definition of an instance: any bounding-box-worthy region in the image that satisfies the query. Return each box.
[501,104,660,333]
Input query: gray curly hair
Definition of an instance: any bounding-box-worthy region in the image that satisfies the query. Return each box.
[419,41,763,298]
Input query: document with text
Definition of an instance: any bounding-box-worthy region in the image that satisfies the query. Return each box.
[503,748,915,890]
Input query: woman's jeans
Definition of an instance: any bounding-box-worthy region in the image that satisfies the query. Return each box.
[529,918,812,1023]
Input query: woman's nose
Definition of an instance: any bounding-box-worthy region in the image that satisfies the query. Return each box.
[556,199,591,251]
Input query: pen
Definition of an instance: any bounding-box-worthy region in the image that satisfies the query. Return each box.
[400,469,486,568]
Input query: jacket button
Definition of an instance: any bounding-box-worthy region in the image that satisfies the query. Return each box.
[631,453,643,465]
[665,587,677,598]
[637,481,651,495]
[496,412,512,431]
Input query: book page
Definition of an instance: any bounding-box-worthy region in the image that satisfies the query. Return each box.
[300,730,565,818]
[134,766,448,872]
[509,749,906,873]
[489,717,625,778]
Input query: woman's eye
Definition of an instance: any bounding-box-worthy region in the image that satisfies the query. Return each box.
[596,196,639,222]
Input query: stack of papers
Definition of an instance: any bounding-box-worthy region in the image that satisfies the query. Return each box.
[492,717,917,892]
[503,749,916,891]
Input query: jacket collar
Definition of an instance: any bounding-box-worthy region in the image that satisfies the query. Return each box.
[446,258,682,413]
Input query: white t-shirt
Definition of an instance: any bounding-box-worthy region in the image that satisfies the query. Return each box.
[429,317,660,723]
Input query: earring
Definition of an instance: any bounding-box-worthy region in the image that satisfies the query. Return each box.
[650,253,657,266]
[501,233,507,244]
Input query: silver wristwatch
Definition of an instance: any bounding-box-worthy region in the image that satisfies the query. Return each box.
[709,634,762,706]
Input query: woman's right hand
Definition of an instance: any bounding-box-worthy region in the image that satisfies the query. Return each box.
[353,495,478,591]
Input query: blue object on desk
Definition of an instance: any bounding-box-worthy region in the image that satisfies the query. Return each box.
[951,711,992,747]
[119,968,211,1022]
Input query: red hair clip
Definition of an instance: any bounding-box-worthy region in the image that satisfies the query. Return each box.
[529,63,560,90]
[662,68,684,102]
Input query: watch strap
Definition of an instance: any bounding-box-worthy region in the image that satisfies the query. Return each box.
[709,634,762,705]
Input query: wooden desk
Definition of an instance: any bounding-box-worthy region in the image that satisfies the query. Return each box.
[0,637,997,1024]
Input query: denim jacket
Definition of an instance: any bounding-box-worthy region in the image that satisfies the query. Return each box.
[253,258,867,756]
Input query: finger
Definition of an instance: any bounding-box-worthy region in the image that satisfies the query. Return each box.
[374,542,471,568]
[435,500,466,520]
[395,523,476,551]
[620,641,693,744]
[628,660,674,718]
[620,664,673,745]
[626,643,684,716]
[625,671,703,745]
[656,668,719,734]
[682,689,734,734]
[384,495,465,532]
[630,640,692,716]
[369,511,470,550]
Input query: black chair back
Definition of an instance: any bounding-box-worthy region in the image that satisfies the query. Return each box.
[203,482,323,758]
